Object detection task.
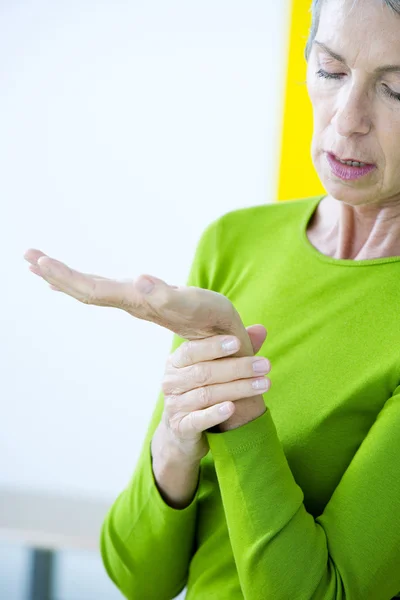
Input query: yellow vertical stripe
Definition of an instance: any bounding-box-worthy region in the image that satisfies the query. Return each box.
[277,0,325,201]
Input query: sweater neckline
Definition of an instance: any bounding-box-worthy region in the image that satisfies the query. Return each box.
[300,194,400,266]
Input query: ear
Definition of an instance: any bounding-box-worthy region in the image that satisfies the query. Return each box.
[245,324,268,355]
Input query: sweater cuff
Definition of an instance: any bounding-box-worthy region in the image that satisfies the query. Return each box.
[206,408,272,456]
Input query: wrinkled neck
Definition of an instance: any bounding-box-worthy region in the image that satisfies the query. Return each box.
[307,195,400,261]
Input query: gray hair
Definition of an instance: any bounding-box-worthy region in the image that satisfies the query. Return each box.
[304,0,400,62]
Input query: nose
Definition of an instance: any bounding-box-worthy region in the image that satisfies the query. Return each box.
[332,84,372,138]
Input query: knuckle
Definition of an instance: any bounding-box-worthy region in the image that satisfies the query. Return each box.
[165,353,173,370]
[117,280,141,311]
[164,378,184,396]
[168,414,183,436]
[79,292,92,305]
[192,363,212,386]
[161,376,174,395]
[170,341,193,369]
[118,295,133,312]
[189,410,201,432]
[164,393,178,413]
[165,353,179,374]
[197,385,212,409]
[83,280,99,306]
[228,358,242,379]
[180,340,195,365]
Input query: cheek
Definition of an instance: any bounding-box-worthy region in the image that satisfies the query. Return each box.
[382,126,400,159]
[307,85,329,136]
[306,72,316,106]
[375,117,400,171]
[308,78,327,117]
[306,73,315,100]
[386,145,400,184]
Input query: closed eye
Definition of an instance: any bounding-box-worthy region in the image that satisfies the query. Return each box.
[316,68,344,81]
[315,68,400,102]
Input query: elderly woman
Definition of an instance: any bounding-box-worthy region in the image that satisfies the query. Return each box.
[24,0,400,598]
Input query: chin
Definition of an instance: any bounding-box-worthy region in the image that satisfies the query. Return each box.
[322,182,377,207]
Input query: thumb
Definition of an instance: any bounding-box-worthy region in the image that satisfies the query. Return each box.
[246,324,268,355]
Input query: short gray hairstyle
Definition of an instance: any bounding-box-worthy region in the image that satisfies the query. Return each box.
[304,0,400,62]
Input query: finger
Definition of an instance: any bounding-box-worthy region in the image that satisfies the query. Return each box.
[33,256,115,306]
[246,324,267,355]
[163,352,271,395]
[25,251,181,292]
[24,248,48,265]
[29,264,44,276]
[26,248,179,313]
[179,401,236,434]
[26,252,147,309]
[166,375,270,417]
[25,249,109,281]
[169,335,241,371]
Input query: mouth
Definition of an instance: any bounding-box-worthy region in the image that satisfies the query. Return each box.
[325,152,376,181]
[329,152,375,167]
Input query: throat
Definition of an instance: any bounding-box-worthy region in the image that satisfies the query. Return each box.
[306,196,400,261]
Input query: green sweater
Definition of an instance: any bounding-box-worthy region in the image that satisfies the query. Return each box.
[100,194,400,600]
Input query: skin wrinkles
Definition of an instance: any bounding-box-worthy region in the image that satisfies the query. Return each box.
[305,0,400,260]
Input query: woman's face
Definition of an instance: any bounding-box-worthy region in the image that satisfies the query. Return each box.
[306,0,400,208]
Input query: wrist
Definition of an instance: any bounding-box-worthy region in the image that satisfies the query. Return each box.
[214,398,267,432]
[152,422,202,468]
[151,424,201,509]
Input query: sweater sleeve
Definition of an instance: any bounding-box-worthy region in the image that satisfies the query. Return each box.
[205,385,400,600]
[99,218,220,600]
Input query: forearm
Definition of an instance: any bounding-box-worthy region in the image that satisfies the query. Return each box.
[151,423,201,509]
[100,422,199,599]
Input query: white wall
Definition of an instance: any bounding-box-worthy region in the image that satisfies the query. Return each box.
[1,0,290,597]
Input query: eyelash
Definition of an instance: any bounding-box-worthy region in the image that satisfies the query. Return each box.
[315,68,400,102]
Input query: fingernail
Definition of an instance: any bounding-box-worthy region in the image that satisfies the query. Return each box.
[37,257,51,273]
[252,359,270,373]
[252,378,269,390]
[218,403,232,414]
[221,338,239,352]
[137,276,155,294]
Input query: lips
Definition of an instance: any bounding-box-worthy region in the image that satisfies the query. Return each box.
[326,152,376,181]
[330,152,374,165]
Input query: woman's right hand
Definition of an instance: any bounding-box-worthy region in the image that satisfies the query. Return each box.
[158,325,270,464]
[24,249,268,431]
